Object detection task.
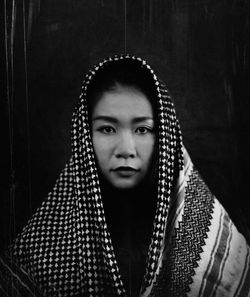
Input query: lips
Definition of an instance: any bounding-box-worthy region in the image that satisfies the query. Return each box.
[112,166,139,177]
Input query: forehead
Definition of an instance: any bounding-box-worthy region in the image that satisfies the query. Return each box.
[92,86,154,119]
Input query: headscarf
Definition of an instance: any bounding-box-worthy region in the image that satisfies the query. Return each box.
[0,55,249,297]
[70,55,183,295]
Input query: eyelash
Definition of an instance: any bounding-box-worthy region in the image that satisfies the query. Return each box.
[135,127,153,134]
[97,126,153,135]
[98,126,116,134]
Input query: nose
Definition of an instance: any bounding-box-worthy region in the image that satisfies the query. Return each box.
[114,131,136,159]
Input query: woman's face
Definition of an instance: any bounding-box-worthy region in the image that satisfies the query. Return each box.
[91,85,156,189]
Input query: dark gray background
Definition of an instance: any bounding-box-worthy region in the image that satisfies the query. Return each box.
[1,0,250,250]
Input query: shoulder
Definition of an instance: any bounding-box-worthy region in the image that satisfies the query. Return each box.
[178,164,250,296]
[151,156,250,296]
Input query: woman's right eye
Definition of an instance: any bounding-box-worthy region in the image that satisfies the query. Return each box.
[98,126,116,134]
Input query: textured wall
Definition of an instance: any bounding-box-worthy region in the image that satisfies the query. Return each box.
[2,0,250,249]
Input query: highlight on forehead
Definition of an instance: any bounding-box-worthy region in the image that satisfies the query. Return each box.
[91,83,156,128]
[92,115,154,123]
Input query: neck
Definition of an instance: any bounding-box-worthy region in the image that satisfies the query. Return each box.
[100,178,157,243]
[100,179,157,293]
[101,178,157,218]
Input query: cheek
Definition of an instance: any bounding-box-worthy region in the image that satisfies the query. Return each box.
[137,136,155,160]
[92,135,113,167]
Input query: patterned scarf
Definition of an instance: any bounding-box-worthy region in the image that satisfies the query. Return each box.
[0,55,249,297]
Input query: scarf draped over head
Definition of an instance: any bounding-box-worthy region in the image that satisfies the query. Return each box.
[70,54,183,295]
[0,55,249,297]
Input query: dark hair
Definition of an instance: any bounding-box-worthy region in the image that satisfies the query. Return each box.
[86,59,158,117]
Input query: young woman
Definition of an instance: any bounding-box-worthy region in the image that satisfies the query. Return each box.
[1,55,249,297]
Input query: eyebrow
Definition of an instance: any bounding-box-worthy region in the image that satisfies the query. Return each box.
[92,115,154,123]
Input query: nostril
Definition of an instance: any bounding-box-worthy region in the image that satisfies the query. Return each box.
[115,151,135,159]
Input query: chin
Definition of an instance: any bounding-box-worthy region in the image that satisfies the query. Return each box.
[111,180,139,190]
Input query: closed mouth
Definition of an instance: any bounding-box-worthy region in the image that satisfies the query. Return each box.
[113,166,138,172]
[112,166,139,176]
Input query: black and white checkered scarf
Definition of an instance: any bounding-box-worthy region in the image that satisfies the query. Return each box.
[9,55,184,296]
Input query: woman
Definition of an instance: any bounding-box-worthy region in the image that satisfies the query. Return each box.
[1,55,249,297]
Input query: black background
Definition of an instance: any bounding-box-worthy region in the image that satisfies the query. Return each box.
[1,0,250,250]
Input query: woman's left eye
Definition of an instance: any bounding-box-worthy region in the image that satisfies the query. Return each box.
[135,127,152,134]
